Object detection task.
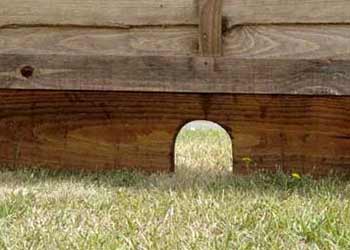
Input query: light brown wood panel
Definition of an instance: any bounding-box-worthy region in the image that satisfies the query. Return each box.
[0,0,197,27]
[2,26,350,95]
[1,90,350,176]
[224,25,350,59]
[3,25,350,58]
[0,27,197,56]
[223,0,350,27]
[1,53,350,95]
[2,0,350,28]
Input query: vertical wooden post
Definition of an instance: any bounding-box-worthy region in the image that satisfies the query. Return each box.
[199,0,223,56]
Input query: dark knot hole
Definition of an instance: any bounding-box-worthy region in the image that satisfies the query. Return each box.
[20,66,35,78]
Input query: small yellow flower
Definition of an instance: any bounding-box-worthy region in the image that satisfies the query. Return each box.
[242,157,253,163]
[242,157,253,169]
[291,173,301,180]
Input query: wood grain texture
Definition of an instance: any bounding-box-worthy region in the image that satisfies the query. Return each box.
[1,90,350,176]
[223,0,350,27]
[0,27,198,56]
[2,0,350,28]
[2,25,350,58]
[199,0,222,56]
[0,0,197,27]
[2,26,350,95]
[224,25,350,59]
[1,53,350,95]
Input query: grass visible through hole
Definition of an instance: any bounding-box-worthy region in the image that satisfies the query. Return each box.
[175,128,233,178]
[0,129,349,249]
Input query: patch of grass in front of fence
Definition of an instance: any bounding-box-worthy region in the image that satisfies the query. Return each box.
[0,129,350,249]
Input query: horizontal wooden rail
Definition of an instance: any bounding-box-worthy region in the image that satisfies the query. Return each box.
[2,0,350,28]
[2,1,350,95]
[222,0,350,27]
[0,54,348,95]
[0,27,198,56]
[0,0,197,27]
[224,25,350,59]
[1,90,350,175]
[1,25,350,95]
[3,25,350,59]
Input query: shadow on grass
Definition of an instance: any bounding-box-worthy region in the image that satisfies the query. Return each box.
[1,167,350,199]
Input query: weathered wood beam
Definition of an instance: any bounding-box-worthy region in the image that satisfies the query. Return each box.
[199,0,223,56]
[1,90,350,176]
[1,54,350,95]
[3,25,350,59]
[0,27,198,56]
[224,25,350,59]
[2,0,350,28]
[0,0,197,27]
[223,0,350,27]
[2,25,350,95]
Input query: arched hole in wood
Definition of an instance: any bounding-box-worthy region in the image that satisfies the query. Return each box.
[174,120,233,176]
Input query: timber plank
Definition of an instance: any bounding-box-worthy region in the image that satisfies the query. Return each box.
[2,25,350,58]
[224,25,350,59]
[0,0,350,28]
[0,0,197,27]
[0,27,198,56]
[223,0,350,27]
[1,54,350,95]
[1,0,350,28]
[2,26,350,95]
[0,90,350,176]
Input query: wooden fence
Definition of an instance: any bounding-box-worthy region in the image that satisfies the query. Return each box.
[0,0,350,175]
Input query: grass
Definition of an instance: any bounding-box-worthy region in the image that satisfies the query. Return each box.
[0,129,350,249]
